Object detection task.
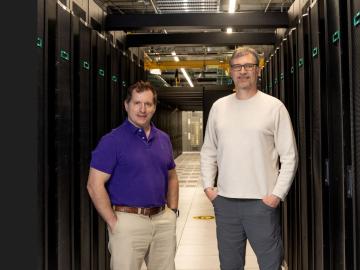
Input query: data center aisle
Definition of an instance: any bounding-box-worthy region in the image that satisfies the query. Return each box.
[142,152,260,270]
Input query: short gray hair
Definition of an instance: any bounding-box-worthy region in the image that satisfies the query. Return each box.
[230,47,259,65]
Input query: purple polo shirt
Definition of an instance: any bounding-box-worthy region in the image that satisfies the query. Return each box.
[90,119,175,208]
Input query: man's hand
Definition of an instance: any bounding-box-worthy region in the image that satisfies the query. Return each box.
[262,194,281,208]
[108,215,118,233]
[204,187,218,201]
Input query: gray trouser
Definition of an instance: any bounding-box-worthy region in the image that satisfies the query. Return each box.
[212,196,283,270]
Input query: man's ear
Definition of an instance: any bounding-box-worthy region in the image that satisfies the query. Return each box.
[124,101,128,112]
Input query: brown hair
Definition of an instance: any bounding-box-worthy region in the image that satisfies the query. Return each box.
[125,81,158,104]
[230,46,260,66]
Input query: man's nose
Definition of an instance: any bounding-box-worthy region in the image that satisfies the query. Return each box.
[139,103,146,111]
[239,66,247,73]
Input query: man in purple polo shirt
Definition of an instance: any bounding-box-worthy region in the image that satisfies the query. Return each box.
[87,81,179,270]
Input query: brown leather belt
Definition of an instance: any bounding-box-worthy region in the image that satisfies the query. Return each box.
[112,205,166,216]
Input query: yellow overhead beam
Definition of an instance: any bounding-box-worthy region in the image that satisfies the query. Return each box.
[145,57,265,71]
[145,60,230,71]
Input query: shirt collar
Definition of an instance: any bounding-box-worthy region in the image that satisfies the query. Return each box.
[125,118,157,140]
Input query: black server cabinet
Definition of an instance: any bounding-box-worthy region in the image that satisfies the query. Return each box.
[120,51,129,122]
[279,42,285,103]
[133,55,139,82]
[268,56,273,96]
[109,44,120,129]
[324,0,352,268]
[37,0,46,269]
[52,4,74,270]
[72,17,93,270]
[278,39,293,270]
[309,1,327,269]
[288,28,300,270]
[261,63,268,94]
[91,32,108,270]
[139,59,145,80]
[349,0,360,268]
[105,41,112,132]
[297,12,312,270]
[130,54,135,84]
[92,33,107,142]
[284,31,297,125]
[273,49,279,98]
[43,0,57,269]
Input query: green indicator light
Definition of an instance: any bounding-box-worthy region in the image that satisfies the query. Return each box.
[332,31,340,43]
[280,73,284,80]
[312,47,319,57]
[81,61,90,70]
[60,50,70,61]
[354,11,360,26]
[98,68,105,77]
[36,37,43,48]
[291,66,294,74]
[299,58,304,67]
[112,75,118,82]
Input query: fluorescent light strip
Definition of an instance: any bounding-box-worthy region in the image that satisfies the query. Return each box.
[228,0,236,13]
[181,68,194,87]
[226,27,233,33]
[172,51,180,62]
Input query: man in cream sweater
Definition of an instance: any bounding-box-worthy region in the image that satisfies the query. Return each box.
[200,47,298,270]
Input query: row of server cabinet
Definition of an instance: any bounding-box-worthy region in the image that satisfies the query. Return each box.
[36,1,182,270]
[260,0,360,269]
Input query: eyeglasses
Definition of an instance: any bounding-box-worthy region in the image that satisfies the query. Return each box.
[230,63,258,71]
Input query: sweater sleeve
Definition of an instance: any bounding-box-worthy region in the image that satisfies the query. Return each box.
[272,104,299,200]
[200,104,219,190]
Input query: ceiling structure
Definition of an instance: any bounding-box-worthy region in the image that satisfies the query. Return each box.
[93,0,294,109]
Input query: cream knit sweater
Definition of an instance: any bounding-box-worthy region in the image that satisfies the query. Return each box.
[200,91,298,200]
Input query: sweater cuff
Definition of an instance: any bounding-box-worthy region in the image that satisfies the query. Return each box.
[272,191,285,201]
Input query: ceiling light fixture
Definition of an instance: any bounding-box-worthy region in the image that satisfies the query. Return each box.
[171,51,180,62]
[181,68,194,87]
[228,0,236,13]
[150,69,162,75]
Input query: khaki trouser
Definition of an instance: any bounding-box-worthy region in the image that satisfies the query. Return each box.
[108,207,177,270]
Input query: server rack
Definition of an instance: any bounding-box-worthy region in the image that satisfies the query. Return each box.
[279,42,285,103]
[309,1,326,269]
[109,44,120,129]
[273,49,279,99]
[297,11,312,270]
[349,0,360,268]
[261,63,268,94]
[91,31,108,270]
[324,0,351,267]
[72,17,93,270]
[52,4,74,270]
[37,0,46,269]
[119,50,129,122]
[268,56,273,96]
